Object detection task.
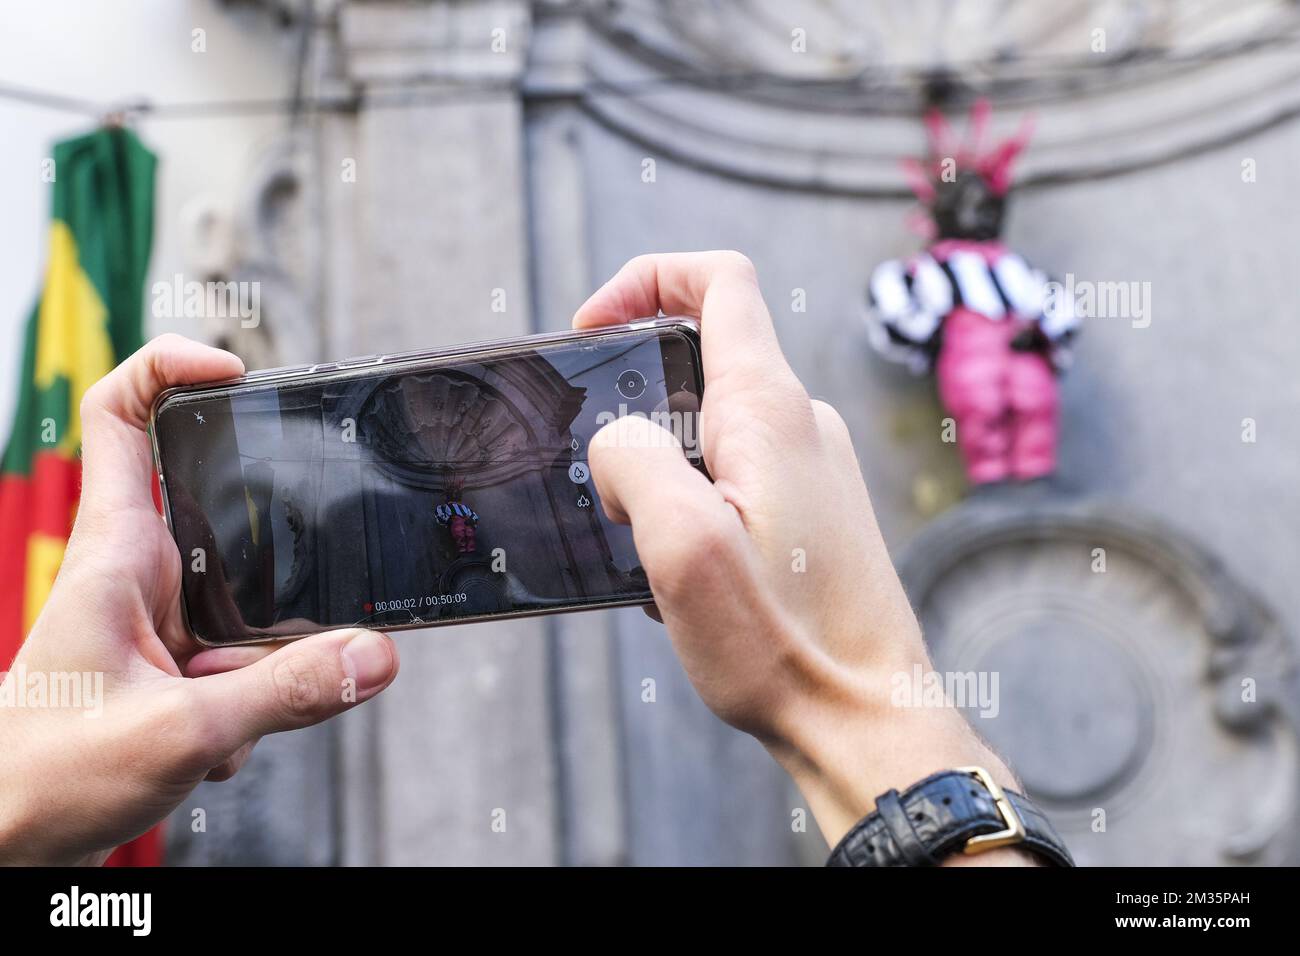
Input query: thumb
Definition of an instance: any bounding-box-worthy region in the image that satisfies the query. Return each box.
[191,628,399,750]
[79,334,244,517]
[588,414,722,526]
[588,414,749,614]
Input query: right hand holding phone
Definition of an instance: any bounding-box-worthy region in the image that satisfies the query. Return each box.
[575,252,1027,859]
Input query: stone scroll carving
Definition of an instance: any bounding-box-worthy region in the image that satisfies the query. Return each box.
[576,0,1300,193]
[897,498,1300,866]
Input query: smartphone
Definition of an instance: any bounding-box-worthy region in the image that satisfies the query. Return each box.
[150,318,704,645]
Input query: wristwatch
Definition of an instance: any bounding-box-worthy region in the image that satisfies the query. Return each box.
[825,766,1074,867]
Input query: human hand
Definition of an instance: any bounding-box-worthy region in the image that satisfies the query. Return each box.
[0,335,399,866]
[575,252,1027,861]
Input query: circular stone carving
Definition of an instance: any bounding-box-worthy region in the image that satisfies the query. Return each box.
[437,557,509,618]
[897,497,1300,866]
[961,604,1152,804]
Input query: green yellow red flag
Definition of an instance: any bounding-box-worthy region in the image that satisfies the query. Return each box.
[0,126,160,865]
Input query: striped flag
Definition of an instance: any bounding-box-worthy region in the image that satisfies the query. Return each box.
[0,126,160,866]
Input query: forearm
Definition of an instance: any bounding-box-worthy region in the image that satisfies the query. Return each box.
[0,733,41,865]
[0,711,110,867]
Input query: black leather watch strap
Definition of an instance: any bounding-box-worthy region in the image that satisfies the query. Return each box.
[826,768,1074,867]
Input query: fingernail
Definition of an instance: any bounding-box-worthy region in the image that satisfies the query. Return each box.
[341,631,394,691]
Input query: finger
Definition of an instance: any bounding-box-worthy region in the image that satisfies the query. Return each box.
[79,334,244,515]
[572,251,794,393]
[589,415,752,617]
[184,643,282,678]
[189,628,399,751]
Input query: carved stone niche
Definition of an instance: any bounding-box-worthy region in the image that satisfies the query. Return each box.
[896,498,1300,866]
[180,131,324,370]
[355,360,584,490]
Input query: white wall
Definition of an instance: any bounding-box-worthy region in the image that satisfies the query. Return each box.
[0,0,295,437]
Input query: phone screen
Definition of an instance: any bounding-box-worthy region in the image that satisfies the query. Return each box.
[152,324,703,644]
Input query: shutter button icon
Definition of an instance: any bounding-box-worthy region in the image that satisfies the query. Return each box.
[616,369,647,400]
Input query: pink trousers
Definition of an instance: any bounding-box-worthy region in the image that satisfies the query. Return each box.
[449,515,477,554]
[935,307,1059,484]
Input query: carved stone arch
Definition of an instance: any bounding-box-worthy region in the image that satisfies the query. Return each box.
[360,370,542,490]
[897,497,1300,865]
[330,353,587,492]
[576,0,1300,194]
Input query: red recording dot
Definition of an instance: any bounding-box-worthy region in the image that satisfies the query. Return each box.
[364,602,373,612]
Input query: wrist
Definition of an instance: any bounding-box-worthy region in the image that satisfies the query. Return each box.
[765,653,1020,851]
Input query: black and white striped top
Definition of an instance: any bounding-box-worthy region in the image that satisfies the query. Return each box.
[435,502,479,525]
[866,246,1079,373]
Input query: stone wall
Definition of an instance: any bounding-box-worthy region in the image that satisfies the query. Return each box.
[167,0,1300,865]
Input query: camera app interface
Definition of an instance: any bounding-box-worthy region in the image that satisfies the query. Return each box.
[155,328,702,644]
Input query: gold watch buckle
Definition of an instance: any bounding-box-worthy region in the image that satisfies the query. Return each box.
[956,766,1026,855]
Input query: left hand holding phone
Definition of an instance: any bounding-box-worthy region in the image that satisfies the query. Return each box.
[0,334,400,865]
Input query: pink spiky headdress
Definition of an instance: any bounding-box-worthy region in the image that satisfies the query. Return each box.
[901,98,1036,207]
